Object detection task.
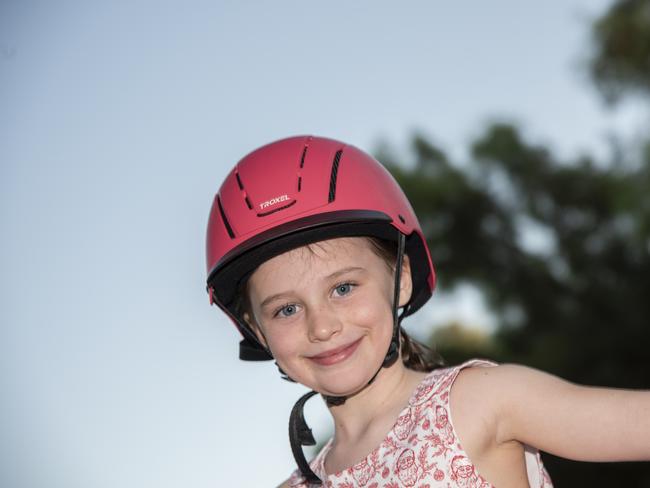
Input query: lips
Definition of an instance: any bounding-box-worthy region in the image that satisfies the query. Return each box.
[307,337,363,366]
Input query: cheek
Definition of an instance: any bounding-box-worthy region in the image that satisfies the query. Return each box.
[263,327,298,358]
[350,290,393,334]
[265,331,314,384]
[261,324,309,376]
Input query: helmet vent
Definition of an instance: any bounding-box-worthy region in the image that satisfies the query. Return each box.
[217,196,235,238]
[235,172,244,190]
[297,176,302,192]
[234,171,253,210]
[328,149,343,203]
[300,146,308,168]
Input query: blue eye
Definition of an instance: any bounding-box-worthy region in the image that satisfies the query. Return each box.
[334,283,353,296]
[276,304,298,318]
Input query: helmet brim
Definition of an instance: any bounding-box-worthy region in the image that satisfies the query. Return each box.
[209,209,431,312]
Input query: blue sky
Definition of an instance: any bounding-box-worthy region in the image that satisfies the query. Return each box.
[1,1,643,486]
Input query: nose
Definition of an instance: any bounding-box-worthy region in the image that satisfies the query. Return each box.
[306,306,342,342]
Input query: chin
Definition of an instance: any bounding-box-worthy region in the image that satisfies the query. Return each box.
[308,361,383,398]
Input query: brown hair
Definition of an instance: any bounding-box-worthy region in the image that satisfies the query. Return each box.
[234,237,446,372]
[399,327,445,371]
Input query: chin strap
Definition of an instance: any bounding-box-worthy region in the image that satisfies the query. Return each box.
[288,390,320,484]
[383,230,407,369]
[289,232,407,484]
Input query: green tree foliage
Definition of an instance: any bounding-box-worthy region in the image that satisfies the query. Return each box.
[377,2,650,482]
[381,126,650,384]
[590,0,650,103]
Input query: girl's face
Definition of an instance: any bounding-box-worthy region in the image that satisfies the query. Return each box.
[245,237,412,397]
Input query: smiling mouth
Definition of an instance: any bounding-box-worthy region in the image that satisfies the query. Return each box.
[307,338,363,366]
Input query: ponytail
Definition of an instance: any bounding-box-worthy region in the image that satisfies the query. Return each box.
[400,328,445,372]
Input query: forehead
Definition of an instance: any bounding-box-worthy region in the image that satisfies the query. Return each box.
[249,237,381,285]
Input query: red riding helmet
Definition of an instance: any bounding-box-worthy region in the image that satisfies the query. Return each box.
[205,135,435,360]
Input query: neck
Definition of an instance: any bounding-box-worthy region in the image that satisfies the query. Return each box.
[325,359,426,443]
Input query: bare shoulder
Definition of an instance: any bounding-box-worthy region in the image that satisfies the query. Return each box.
[448,363,506,451]
[452,362,573,409]
[449,362,522,408]
[452,362,572,398]
[450,364,553,443]
[276,479,291,488]
[449,363,543,486]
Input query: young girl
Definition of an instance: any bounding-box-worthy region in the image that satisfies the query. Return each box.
[205,135,649,487]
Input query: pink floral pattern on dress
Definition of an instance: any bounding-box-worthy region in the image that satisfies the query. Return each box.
[288,359,554,488]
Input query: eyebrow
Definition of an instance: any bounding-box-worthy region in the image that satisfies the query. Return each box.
[259,266,365,309]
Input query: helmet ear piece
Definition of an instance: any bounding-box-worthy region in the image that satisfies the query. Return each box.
[235,307,274,361]
[239,338,274,361]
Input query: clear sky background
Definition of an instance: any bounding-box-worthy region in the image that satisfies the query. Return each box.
[1,1,644,487]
